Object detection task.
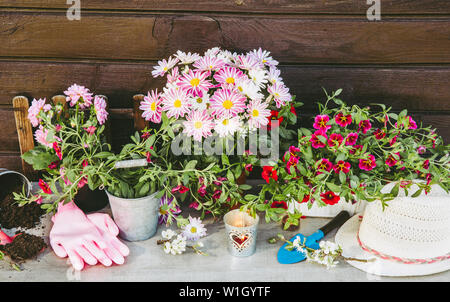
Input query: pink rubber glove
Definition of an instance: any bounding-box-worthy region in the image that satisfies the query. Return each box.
[86,213,130,265]
[0,229,13,245]
[50,201,112,270]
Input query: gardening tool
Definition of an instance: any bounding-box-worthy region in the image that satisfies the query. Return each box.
[277,210,351,264]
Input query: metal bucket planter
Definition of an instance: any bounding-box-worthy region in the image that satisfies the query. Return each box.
[106,191,160,242]
[0,168,32,200]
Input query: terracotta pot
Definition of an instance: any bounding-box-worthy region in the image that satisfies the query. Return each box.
[74,186,109,213]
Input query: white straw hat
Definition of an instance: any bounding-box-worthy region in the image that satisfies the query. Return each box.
[335,183,450,276]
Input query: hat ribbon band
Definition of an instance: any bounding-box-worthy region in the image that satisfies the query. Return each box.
[357,232,450,265]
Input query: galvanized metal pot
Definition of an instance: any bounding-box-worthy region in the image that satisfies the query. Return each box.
[106,191,160,242]
[0,168,32,200]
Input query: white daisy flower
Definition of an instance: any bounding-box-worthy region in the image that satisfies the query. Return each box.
[248,68,268,89]
[204,47,221,57]
[182,216,207,241]
[175,50,201,64]
[189,93,211,111]
[267,82,292,108]
[235,78,263,101]
[214,116,242,138]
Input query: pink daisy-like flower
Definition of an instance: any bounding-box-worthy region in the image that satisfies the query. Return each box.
[177,69,213,97]
[140,90,163,123]
[267,82,291,108]
[28,98,51,127]
[335,112,352,127]
[247,99,271,130]
[64,84,93,109]
[345,132,359,146]
[317,158,333,172]
[313,115,332,132]
[93,95,108,125]
[167,66,180,84]
[35,125,52,148]
[268,66,283,85]
[333,161,351,174]
[310,130,328,149]
[328,133,344,148]
[182,110,215,141]
[359,154,377,171]
[234,54,261,70]
[161,87,191,119]
[248,48,279,66]
[152,56,179,78]
[214,67,245,86]
[193,56,225,72]
[210,88,247,118]
[358,120,372,134]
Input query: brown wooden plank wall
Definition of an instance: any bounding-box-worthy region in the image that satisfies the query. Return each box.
[0,1,449,172]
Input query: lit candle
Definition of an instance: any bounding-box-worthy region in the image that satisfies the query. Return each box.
[223,209,259,257]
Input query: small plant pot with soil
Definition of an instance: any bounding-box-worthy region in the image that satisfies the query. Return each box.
[106,191,160,242]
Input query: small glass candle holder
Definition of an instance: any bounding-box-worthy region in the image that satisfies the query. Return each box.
[223,209,259,257]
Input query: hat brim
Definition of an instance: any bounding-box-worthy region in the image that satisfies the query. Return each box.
[335,214,450,277]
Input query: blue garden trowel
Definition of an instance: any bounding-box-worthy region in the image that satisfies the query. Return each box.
[277,211,351,264]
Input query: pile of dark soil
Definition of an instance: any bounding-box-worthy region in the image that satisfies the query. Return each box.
[0,232,47,261]
[0,185,44,229]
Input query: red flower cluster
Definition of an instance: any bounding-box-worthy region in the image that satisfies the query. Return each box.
[262,166,278,183]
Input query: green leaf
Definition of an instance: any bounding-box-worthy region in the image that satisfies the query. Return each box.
[185,160,197,170]
[326,182,342,192]
[390,183,400,197]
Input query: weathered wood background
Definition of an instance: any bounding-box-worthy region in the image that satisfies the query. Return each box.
[0,1,449,173]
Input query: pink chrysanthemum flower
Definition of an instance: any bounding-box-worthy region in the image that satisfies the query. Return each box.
[193,56,225,72]
[210,88,247,118]
[161,87,191,119]
[177,69,213,97]
[167,66,180,84]
[140,90,163,123]
[35,125,52,148]
[345,132,359,146]
[268,66,283,85]
[234,54,261,71]
[359,154,377,171]
[267,82,291,108]
[247,99,271,130]
[28,98,51,127]
[64,84,93,109]
[248,48,279,66]
[183,110,215,141]
[214,67,245,86]
[152,56,179,78]
[93,95,109,125]
[175,50,201,64]
[310,131,328,149]
[313,115,332,132]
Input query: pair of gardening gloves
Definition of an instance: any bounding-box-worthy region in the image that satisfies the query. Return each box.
[49,201,130,271]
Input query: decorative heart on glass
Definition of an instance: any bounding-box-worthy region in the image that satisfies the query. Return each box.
[230,232,251,250]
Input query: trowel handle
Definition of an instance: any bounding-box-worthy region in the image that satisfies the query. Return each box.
[319,211,351,236]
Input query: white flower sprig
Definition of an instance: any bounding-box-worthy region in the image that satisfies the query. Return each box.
[158,229,207,256]
[277,234,372,269]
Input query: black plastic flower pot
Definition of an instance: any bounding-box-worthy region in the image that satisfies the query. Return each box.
[74,186,109,213]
